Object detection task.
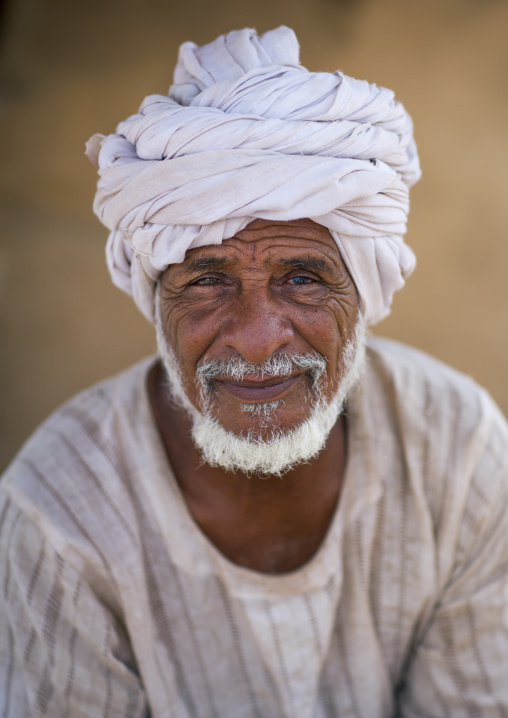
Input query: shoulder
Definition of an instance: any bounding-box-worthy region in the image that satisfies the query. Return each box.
[0,357,160,570]
[366,335,487,402]
[2,356,157,477]
[360,335,508,462]
[353,337,508,552]
[362,336,506,443]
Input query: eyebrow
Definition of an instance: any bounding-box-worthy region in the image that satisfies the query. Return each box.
[179,254,332,275]
[279,257,330,273]
[181,256,230,273]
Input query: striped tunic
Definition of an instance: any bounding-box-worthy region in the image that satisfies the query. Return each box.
[1,337,508,718]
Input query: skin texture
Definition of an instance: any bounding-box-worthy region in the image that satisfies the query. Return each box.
[148,218,359,573]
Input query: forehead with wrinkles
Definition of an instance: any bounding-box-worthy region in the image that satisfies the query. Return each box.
[169,219,351,282]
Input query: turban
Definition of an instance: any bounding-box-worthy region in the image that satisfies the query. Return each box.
[86,26,421,325]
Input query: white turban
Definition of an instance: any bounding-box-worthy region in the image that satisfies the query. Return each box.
[86,26,421,325]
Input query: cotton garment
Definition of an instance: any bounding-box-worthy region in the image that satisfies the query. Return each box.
[87,27,421,326]
[1,338,508,717]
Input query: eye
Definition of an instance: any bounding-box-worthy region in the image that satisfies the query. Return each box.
[288,275,315,285]
[192,276,222,286]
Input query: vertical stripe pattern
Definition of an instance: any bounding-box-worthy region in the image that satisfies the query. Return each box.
[0,339,507,717]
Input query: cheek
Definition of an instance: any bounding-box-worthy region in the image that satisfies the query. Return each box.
[299,300,358,388]
[160,299,219,387]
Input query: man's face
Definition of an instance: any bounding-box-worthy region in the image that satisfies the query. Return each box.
[157,218,360,441]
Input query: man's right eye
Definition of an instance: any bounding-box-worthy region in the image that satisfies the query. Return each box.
[192,276,221,286]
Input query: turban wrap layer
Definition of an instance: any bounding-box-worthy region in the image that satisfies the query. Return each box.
[86,26,421,325]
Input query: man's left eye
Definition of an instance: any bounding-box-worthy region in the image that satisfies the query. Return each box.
[289,275,314,285]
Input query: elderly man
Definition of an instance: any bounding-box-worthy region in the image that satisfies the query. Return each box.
[1,26,508,718]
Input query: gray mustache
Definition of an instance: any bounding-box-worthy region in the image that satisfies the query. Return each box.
[196,353,327,385]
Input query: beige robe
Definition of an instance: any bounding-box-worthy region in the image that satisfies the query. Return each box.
[1,337,508,717]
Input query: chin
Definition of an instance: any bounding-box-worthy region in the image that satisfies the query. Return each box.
[209,396,314,440]
[190,393,343,477]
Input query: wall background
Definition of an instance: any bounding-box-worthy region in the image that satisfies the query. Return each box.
[1,0,507,470]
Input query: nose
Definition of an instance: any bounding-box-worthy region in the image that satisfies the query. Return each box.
[220,288,294,364]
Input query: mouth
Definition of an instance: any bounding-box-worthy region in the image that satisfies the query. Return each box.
[216,374,302,403]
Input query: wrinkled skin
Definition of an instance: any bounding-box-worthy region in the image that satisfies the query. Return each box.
[157,218,358,436]
[148,219,360,573]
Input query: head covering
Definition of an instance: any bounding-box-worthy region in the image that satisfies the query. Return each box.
[86,26,421,325]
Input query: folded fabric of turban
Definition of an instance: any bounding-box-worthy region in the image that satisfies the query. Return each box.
[86,25,421,326]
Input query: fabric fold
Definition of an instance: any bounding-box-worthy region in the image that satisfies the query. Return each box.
[87,25,421,325]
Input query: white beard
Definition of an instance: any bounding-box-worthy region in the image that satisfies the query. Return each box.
[155,286,367,476]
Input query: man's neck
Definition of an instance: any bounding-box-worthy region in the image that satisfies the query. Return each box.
[147,360,348,574]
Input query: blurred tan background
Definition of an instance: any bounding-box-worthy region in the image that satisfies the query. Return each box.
[1,0,507,471]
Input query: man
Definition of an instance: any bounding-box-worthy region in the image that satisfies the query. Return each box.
[1,26,508,718]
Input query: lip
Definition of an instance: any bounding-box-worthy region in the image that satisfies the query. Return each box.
[217,374,302,402]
